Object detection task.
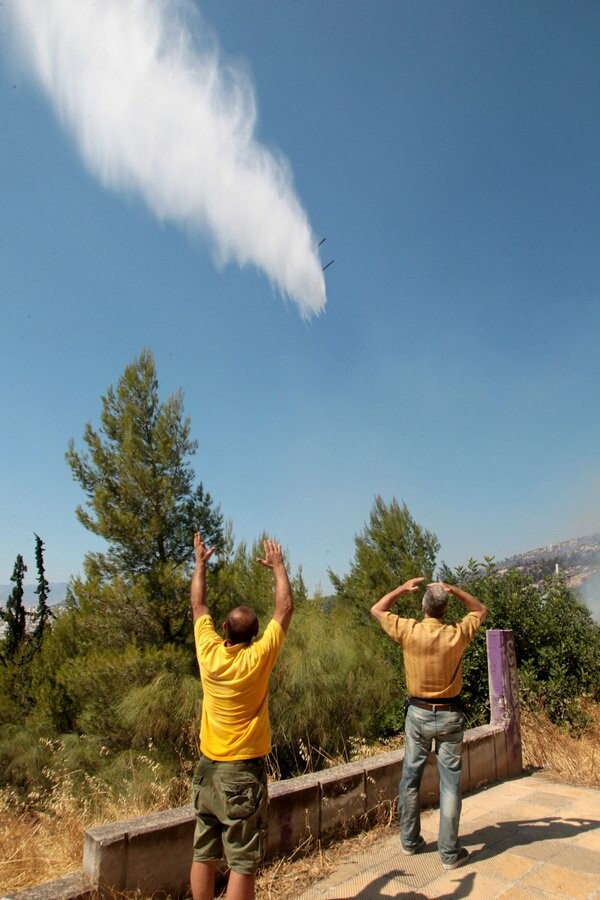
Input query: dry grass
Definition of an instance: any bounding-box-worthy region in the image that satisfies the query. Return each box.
[520,699,600,787]
[0,788,85,894]
[0,746,190,896]
[1,704,599,897]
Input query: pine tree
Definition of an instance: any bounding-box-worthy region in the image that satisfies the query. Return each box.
[65,350,223,641]
[329,495,440,614]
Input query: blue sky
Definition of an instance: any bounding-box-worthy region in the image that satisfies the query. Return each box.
[2,0,600,595]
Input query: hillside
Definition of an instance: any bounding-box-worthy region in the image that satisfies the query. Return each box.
[0,583,68,608]
[498,533,600,619]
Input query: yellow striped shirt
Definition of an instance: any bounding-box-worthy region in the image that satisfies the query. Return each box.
[379,611,484,698]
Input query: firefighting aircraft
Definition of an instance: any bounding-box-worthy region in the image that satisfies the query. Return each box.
[318,237,334,272]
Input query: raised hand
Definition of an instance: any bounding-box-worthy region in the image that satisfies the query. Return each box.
[401,577,426,593]
[256,539,284,569]
[194,531,216,567]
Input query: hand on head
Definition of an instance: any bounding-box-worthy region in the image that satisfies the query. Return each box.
[402,577,425,593]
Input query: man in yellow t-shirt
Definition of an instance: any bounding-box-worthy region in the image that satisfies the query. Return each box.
[371,578,487,871]
[189,532,294,900]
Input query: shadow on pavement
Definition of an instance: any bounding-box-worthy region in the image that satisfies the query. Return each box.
[343,815,599,898]
[464,814,599,859]
[352,869,476,899]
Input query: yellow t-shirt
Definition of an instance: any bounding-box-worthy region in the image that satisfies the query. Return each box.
[379,611,484,698]
[194,615,285,761]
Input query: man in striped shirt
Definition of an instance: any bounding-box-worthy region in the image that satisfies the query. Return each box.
[371,578,487,870]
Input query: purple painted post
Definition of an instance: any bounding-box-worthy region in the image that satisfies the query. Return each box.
[486,629,522,776]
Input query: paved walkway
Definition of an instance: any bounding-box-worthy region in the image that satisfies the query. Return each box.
[296,773,600,899]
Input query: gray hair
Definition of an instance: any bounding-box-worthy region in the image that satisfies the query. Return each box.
[422,584,448,618]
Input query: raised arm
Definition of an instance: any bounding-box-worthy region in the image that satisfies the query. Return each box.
[429,582,488,623]
[256,539,294,633]
[370,577,425,623]
[190,531,216,623]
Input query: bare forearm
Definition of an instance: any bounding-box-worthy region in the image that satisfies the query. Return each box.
[448,585,487,620]
[191,564,209,623]
[273,562,294,632]
[371,585,406,618]
[371,577,424,621]
[191,532,215,623]
[255,539,294,633]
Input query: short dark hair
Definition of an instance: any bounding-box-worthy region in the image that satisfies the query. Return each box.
[225,605,259,644]
[422,585,448,618]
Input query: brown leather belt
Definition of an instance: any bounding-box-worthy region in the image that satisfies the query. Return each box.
[409,699,462,712]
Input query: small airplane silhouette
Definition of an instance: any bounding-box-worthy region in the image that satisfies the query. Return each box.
[318,237,334,272]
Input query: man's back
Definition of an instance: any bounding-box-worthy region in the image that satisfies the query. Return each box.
[194,614,285,761]
[370,578,487,870]
[379,611,483,697]
[189,534,294,900]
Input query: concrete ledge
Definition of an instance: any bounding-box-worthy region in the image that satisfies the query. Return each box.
[364,749,402,815]
[83,804,195,896]
[319,760,367,838]
[267,773,320,855]
[465,724,500,790]
[9,722,520,899]
[4,872,94,900]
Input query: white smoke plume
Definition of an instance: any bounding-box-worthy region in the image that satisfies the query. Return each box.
[8,0,327,317]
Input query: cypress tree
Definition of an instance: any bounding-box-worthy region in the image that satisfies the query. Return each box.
[32,534,53,647]
[1,554,28,661]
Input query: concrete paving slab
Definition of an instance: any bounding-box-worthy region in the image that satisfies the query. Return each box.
[498,886,558,898]
[576,829,600,852]
[521,861,599,897]
[296,773,600,899]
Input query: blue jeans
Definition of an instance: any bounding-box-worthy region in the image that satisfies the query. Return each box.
[399,704,464,864]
